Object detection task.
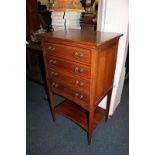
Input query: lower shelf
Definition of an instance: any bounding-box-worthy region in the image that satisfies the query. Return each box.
[55,100,106,132]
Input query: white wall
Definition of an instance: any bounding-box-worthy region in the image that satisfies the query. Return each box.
[98,0,129,115]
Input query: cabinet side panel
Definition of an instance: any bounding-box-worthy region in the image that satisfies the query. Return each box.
[95,41,118,104]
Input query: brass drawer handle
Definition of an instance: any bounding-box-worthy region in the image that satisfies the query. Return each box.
[52,82,59,88]
[75,80,84,87]
[75,80,79,85]
[75,93,83,100]
[54,72,58,76]
[79,95,83,100]
[79,68,84,73]
[55,83,59,88]
[79,82,84,87]
[74,67,79,72]
[52,60,57,64]
[74,67,84,73]
[74,52,79,58]
[75,93,79,97]
[48,46,55,51]
[49,59,53,64]
[52,82,56,87]
[49,59,57,65]
[50,72,54,76]
[73,52,84,58]
[50,72,58,77]
[79,53,84,58]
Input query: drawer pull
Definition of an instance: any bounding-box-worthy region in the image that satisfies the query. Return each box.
[74,67,84,73]
[52,82,56,87]
[52,60,57,64]
[79,82,84,87]
[55,83,59,88]
[75,80,79,85]
[79,95,83,100]
[48,46,55,51]
[75,80,84,87]
[50,72,58,77]
[74,52,84,58]
[54,72,58,76]
[79,53,84,58]
[50,72,54,76]
[74,52,79,58]
[49,59,57,65]
[49,59,53,64]
[52,82,59,88]
[75,93,83,100]
[74,67,79,72]
[75,93,79,97]
[79,68,84,73]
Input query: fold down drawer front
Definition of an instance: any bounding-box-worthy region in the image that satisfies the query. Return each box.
[46,55,91,79]
[44,43,91,65]
[50,81,89,110]
[47,68,90,95]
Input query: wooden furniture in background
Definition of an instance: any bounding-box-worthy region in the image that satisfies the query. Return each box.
[80,0,98,31]
[26,0,43,85]
[26,0,40,37]
[26,42,45,85]
[26,0,51,85]
[41,29,122,144]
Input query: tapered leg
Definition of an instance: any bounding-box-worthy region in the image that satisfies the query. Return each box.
[87,110,94,144]
[105,89,112,122]
[87,132,92,145]
[47,81,56,122]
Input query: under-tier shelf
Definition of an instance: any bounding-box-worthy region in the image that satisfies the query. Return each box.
[55,100,106,132]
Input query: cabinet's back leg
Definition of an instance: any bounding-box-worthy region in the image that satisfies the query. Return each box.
[105,89,112,122]
[47,81,56,122]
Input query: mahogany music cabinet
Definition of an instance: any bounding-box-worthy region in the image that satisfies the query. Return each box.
[41,29,122,144]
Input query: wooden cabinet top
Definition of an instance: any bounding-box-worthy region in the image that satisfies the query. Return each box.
[41,29,122,47]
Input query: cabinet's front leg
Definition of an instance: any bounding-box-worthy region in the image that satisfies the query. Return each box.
[47,81,56,122]
[87,131,92,145]
[105,89,112,122]
[87,110,94,145]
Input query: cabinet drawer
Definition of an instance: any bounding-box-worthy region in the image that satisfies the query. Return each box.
[44,43,91,65]
[50,81,89,110]
[46,55,91,79]
[47,68,90,95]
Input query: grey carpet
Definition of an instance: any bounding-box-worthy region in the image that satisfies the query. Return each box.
[26,79,129,155]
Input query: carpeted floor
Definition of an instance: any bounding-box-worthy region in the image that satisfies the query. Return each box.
[26,79,129,155]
